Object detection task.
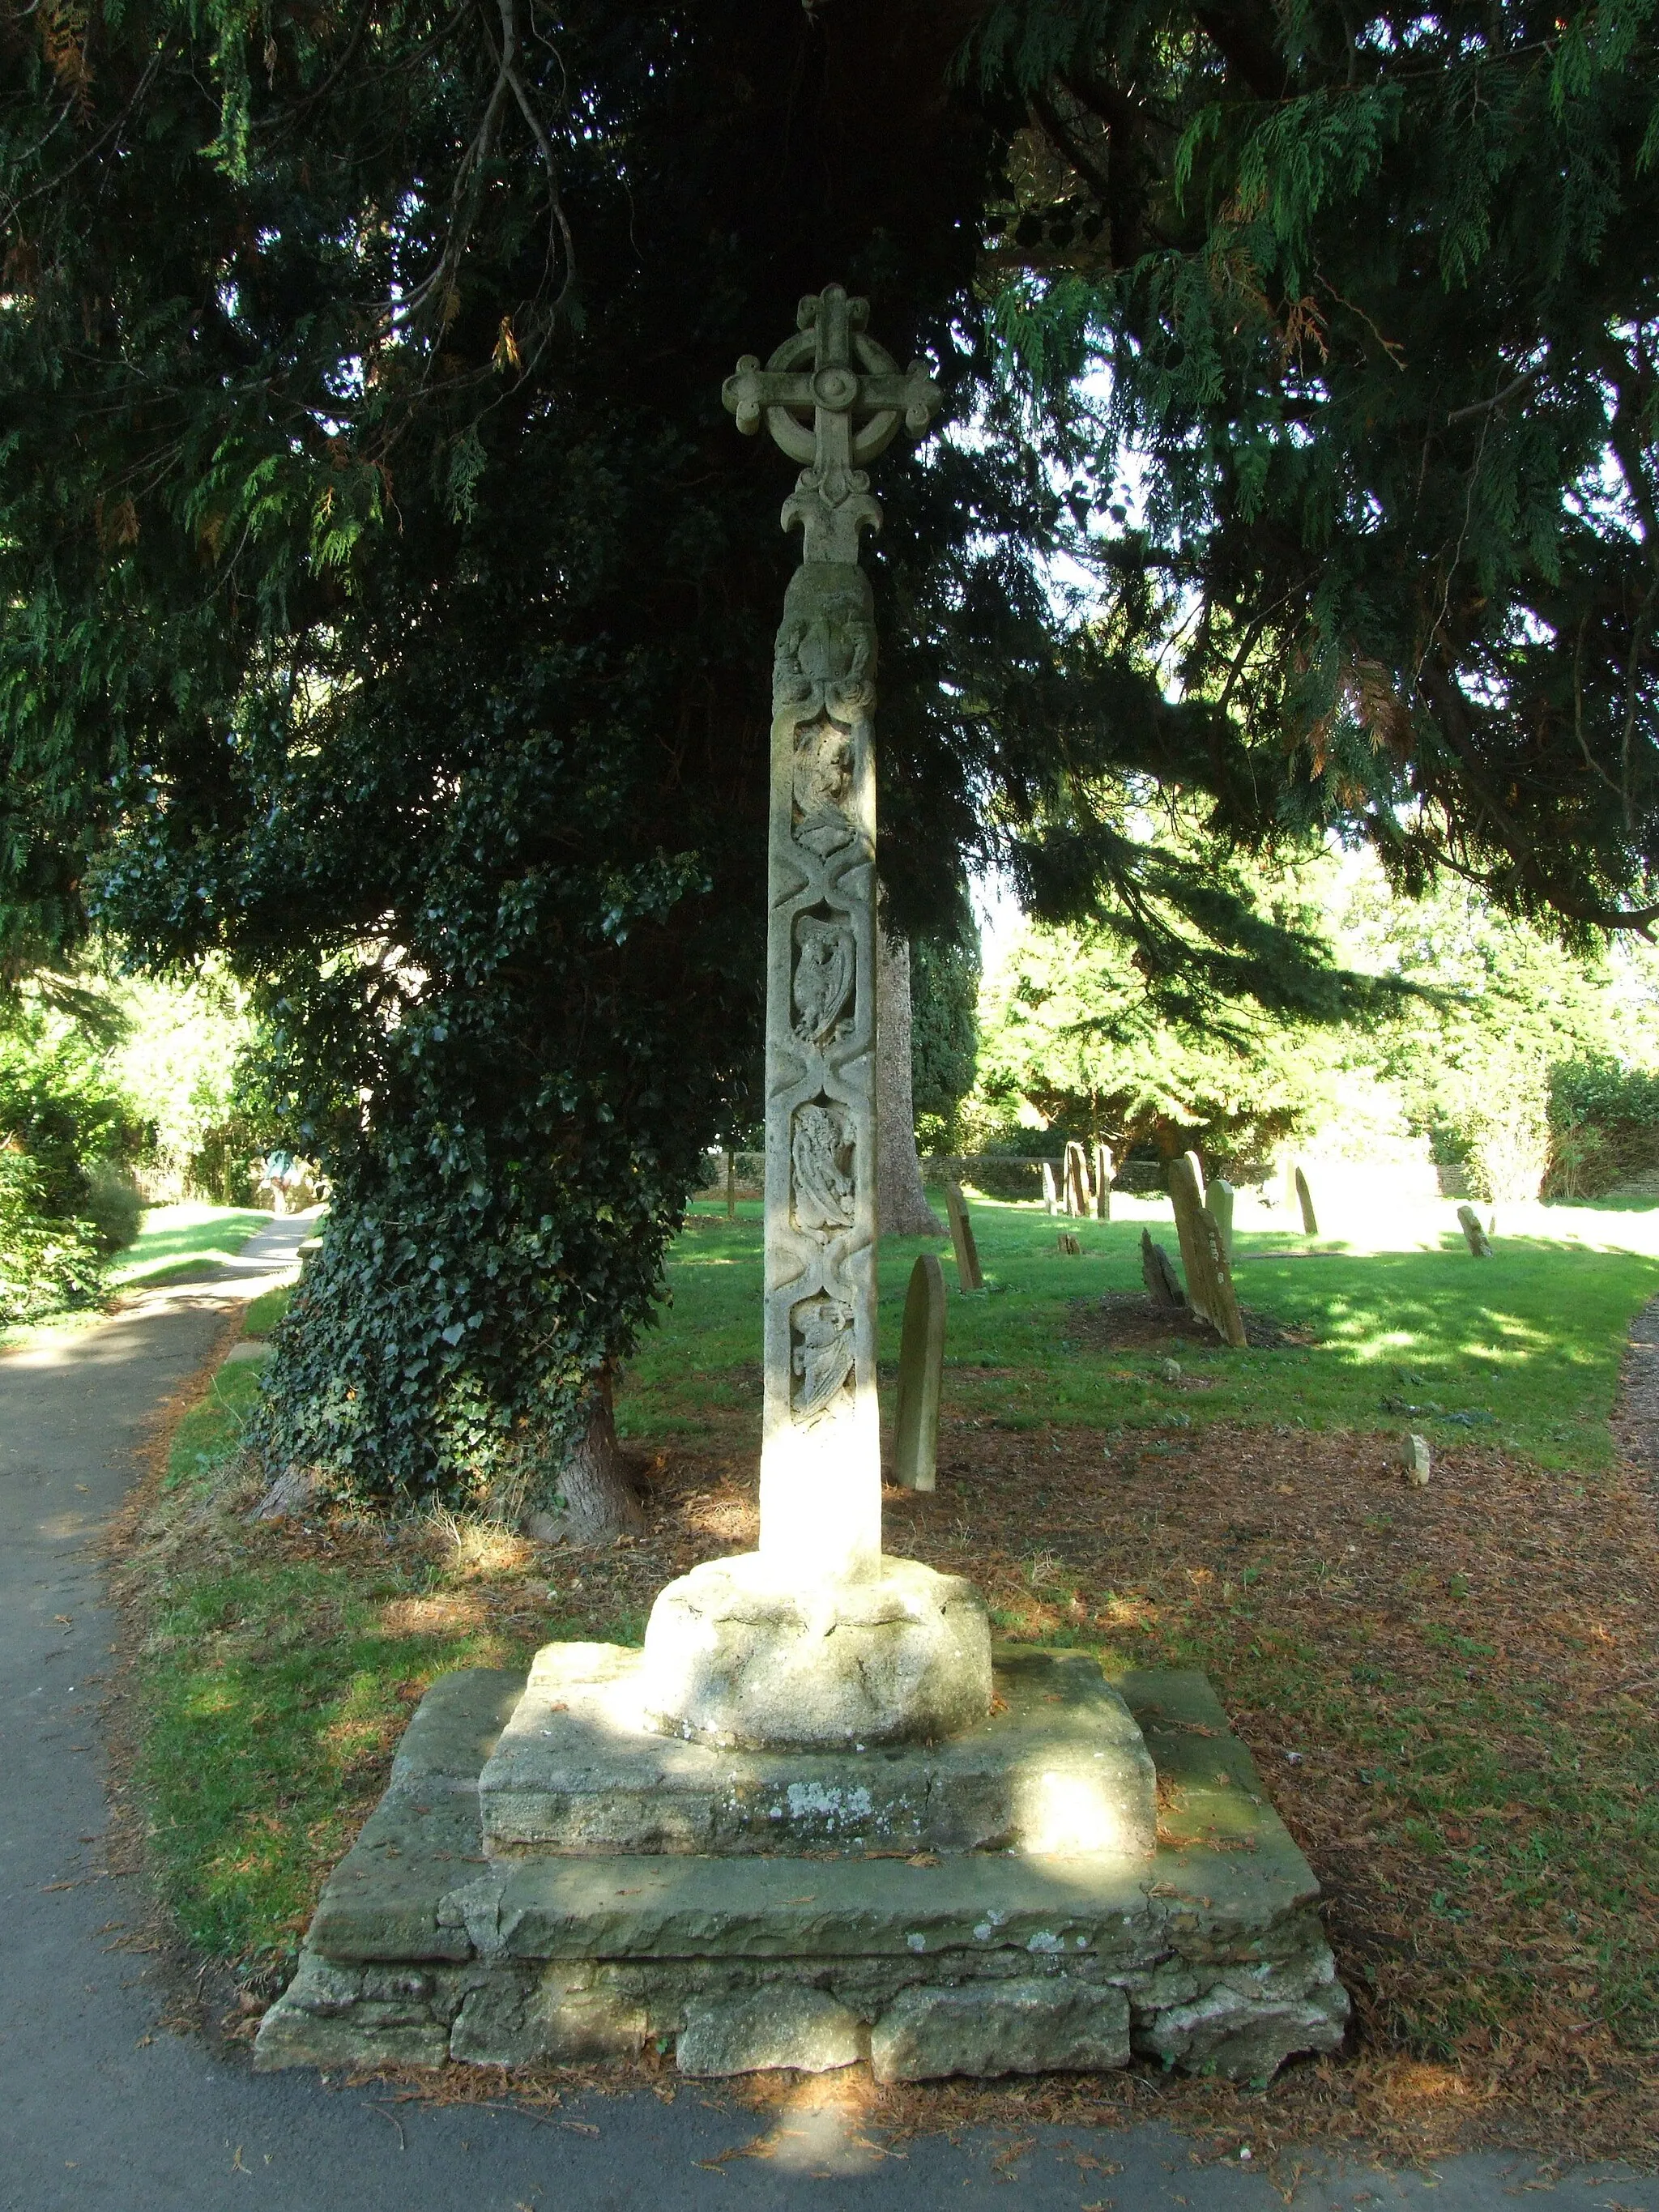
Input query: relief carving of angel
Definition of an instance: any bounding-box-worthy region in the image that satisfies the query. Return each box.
[792,915,855,1047]
[791,1099,855,1234]
[791,1294,855,1424]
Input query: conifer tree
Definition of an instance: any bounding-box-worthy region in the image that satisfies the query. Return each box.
[4,0,1656,1521]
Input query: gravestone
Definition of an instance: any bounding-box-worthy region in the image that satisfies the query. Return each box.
[256,284,1346,2094]
[1141,1229,1187,1311]
[1205,1177,1236,1263]
[945,1175,984,1294]
[1294,1164,1319,1235]
[1094,1142,1113,1221]
[1056,1230,1081,1256]
[1456,1204,1493,1258]
[1041,1161,1059,1214]
[891,1252,946,1493]
[1403,1433,1432,1486]
[1063,1140,1090,1218]
[1169,1153,1247,1348]
[726,1149,736,1219]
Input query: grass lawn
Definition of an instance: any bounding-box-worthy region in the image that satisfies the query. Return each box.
[110,1202,271,1287]
[117,1187,1659,2155]
[624,1191,1659,1472]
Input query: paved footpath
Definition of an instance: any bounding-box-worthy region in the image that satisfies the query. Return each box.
[0,1228,1644,2211]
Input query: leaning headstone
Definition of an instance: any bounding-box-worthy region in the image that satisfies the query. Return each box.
[1056,1230,1081,1256]
[1294,1164,1319,1236]
[1141,1229,1186,1311]
[1063,1141,1090,1218]
[891,1253,946,1493]
[1041,1161,1059,1215]
[1169,1152,1247,1349]
[1094,1143,1112,1221]
[1456,1204,1492,1258]
[1205,1178,1236,1264]
[945,1177,984,1294]
[1402,1433,1431,1487]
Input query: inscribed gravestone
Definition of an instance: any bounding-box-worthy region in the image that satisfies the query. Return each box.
[1063,1141,1089,1217]
[1169,1152,1247,1348]
[891,1252,946,1492]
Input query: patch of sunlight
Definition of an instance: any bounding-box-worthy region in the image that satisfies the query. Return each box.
[380,1591,490,1636]
[424,1505,534,1577]
[322,1711,396,1762]
[183,1683,239,1719]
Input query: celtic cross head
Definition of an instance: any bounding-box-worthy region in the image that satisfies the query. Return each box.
[723,285,943,565]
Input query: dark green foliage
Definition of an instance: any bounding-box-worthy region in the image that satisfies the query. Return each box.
[6,0,1657,1497]
[970,0,1659,928]
[911,931,983,1146]
[2,0,1137,1503]
[0,1150,105,1324]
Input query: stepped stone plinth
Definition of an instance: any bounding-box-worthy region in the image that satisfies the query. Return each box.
[254,1649,1349,2085]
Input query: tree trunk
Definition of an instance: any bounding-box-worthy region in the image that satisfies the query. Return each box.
[531,1369,645,1545]
[876,924,946,1237]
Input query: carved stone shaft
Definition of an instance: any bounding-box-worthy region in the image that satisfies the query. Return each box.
[761,559,881,1579]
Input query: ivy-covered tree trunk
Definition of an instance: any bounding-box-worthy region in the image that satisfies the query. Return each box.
[876,926,945,1238]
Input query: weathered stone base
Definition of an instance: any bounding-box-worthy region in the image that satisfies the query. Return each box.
[255,1657,1349,2086]
[482,1641,1156,1858]
[639,1552,992,1750]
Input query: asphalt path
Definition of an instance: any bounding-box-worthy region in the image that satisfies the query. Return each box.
[0,1220,1644,2211]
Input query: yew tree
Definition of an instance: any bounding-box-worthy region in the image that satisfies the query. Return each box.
[3,0,1656,1526]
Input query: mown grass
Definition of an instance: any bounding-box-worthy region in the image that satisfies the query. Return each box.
[110,1202,270,1286]
[619,1192,1659,1471]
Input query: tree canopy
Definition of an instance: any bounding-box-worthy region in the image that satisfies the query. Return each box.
[4,0,1657,1511]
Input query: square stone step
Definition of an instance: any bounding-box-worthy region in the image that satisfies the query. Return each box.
[478,1642,1156,1860]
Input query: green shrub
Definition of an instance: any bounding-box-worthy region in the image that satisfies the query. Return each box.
[80,1160,145,1253]
[0,1151,104,1324]
[1547,1060,1659,1198]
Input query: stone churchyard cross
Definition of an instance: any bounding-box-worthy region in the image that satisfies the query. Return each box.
[722,288,939,1583]
[631,288,990,1752]
[253,296,1350,2096]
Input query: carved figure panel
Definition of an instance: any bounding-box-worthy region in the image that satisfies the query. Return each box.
[790,720,855,859]
[790,1294,855,1425]
[792,914,855,1048]
[773,573,877,722]
[791,1099,855,1235]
